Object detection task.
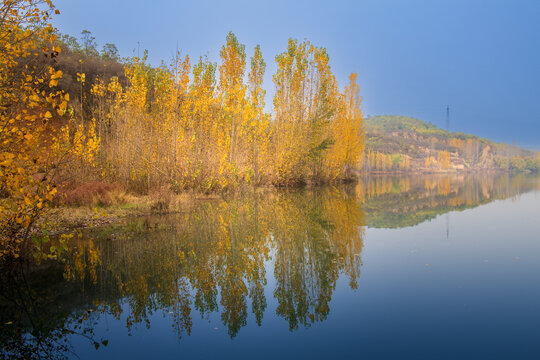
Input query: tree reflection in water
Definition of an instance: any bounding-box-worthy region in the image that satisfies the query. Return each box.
[1,173,538,358]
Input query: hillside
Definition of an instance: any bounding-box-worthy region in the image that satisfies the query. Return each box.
[363,115,539,173]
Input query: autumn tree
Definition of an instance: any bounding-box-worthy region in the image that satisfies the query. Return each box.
[272,39,345,184]
[438,150,451,169]
[326,73,364,179]
[189,56,219,189]
[246,45,269,184]
[218,32,247,173]
[0,0,98,262]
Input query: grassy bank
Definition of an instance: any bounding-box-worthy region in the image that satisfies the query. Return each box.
[43,185,220,232]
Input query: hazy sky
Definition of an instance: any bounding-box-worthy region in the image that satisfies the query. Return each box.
[53,0,540,149]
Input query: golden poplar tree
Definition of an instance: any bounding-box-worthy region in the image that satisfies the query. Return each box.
[246,45,269,184]
[326,73,364,179]
[218,32,247,181]
[272,39,345,184]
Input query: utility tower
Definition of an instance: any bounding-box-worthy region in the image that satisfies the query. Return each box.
[446,105,450,131]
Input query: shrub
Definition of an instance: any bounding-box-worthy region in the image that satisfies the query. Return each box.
[60,182,116,207]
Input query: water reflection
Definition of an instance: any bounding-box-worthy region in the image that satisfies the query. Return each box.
[74,188,365,338]
[1,173,538,359]
[359,173,537,228]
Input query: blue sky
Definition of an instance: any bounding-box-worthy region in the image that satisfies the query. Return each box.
[53,0,540,149]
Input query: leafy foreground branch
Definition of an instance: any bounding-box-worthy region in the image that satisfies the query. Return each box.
[0,0,98,263]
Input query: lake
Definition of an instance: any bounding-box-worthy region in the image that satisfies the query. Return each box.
[2,173,539,359]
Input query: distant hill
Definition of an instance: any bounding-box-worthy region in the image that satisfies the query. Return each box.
[365,115,444,133]
[362,115,539,173]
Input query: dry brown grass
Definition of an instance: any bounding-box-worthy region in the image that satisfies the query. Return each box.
[55,181,143,208]
[58,181,116,207]
[44,183,207,231]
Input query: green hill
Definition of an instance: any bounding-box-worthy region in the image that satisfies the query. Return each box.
[365,115,439,133]
[362,115,539,173]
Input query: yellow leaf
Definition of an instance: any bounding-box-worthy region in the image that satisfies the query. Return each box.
[44,111,52,119]
[0,159,13,167]
[51,70,62,79]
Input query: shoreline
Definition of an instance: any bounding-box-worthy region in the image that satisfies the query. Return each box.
[43,169,537,233]
[43,193,215,235]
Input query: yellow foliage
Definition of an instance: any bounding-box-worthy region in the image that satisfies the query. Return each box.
[0,0,99,261]
[438,151,451,169]
[89,34,365,192]
[326,73,364,179]
[425,155,436,167]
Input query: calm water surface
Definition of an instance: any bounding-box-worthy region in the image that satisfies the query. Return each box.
[2,173,540,359]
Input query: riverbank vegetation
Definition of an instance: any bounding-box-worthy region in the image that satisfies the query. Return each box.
[47,29,365,193]
[0,0,364,262]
